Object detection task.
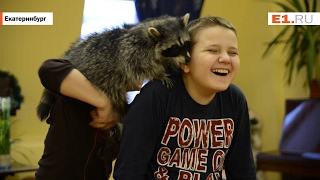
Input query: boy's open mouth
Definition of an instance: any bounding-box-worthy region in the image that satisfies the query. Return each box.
[212,69,229,76]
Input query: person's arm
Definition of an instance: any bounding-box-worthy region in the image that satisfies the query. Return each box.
[60,68,118,129]
[38,59,118,130]
[223,87,256,179]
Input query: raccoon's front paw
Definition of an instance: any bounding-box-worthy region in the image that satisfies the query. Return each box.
[160,77,173,90]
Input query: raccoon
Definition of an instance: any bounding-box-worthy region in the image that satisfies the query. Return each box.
[37,13,191,121]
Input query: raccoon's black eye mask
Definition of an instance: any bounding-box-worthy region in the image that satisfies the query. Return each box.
[162,40,191,57]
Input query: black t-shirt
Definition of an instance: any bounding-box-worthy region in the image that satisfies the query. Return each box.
[114,74,256,180]
[36,59,108,180]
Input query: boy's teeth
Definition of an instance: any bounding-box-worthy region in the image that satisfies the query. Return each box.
[212,69,228,73]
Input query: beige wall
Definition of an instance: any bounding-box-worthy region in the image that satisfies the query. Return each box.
[0,0,309,179]
[0,0,84,179]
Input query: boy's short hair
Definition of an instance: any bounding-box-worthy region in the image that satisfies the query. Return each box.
[187,16,237,47]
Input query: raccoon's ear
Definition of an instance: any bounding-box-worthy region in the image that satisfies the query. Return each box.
[148,27,161,39]
[182,13,190,27]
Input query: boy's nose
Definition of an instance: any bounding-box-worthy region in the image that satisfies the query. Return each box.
[218,53,231,64]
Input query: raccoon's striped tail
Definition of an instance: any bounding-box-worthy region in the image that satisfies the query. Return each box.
[37,89,57,121]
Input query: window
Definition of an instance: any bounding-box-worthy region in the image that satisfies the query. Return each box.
[81,0,139,38]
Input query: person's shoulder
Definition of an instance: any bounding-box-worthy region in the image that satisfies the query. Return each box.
[40,59,71,70]
[142,78,167,91]
[39,59,73,75]
[224,83,247,101]
[142,74,181,92]
[228,83,244,94]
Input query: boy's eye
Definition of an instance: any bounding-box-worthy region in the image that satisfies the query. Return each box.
[209,49,218,52]
[229,52,238,55]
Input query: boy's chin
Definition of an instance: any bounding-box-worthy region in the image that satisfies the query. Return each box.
[212,84,231,92]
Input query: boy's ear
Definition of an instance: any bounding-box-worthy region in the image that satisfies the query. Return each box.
[180,62,190,73]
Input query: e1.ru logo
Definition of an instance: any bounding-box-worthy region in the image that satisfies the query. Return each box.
[268,12,320,25]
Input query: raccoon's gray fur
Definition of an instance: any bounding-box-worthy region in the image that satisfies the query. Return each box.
[37,13,191,121]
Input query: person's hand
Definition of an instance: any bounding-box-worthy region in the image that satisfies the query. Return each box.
[89,92,118,130]
[89,83,142,130]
